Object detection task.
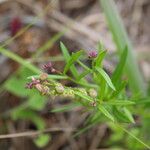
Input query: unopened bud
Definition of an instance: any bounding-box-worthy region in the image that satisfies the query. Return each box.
[88,50,98,59]
[55,84,64,94]
[88,88,97,98]
[39,73,48,80]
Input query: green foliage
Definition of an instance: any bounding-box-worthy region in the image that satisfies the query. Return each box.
[99,0,146,96]
[26,42,150,149]
[34,134,51,148]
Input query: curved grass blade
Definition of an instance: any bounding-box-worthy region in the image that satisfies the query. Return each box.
[63,50,83,74]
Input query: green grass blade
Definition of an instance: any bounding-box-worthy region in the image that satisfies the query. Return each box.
[95,67,116,91]
[77,70,91,81]
[0,46,40,74]
[99,0,146,96]
[103,100,135,106]
[60,42,79,78]
[63,50,83,74]
[112,47,128,85]
[94,50,107,67]
[123,107,135,123]
[98,105,114,121]
[75,91,93,102]
[116,123,150,149]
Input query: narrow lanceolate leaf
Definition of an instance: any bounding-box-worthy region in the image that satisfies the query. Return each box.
[98,105,114,122]
[95,67,116,91]
[123,107,135,123]
[103,100,135,106]
[110,80,127,98]
[63,50,83,74]
[77,70,91,81]
[51,103,81,113]
[112,47,128,85]
[60,42,78,78]
[94,50,107,67]
[75,91,93,102]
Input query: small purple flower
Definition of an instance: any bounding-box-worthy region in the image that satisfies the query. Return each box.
[25,77,40,89]
[42,62,56,74]
[88,50,98,58]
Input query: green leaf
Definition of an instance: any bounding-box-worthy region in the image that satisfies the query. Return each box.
[77,70,91,81]
[104,100,135,106]
[28,93,47,110]
[95,67,116,91]
[51,102,81,113]
[60,42,78,78]
[112,107,133,123]
[110,80,127,98]
[94,50,107,67]
[0,46,40,74]
[98,105,114,121]
[99,0,146,96]
[34,134,50,148]
[12,109,45,130]
[123,107,135,123]
[63,50,83,74]
[112,47,128,85]
[116,123,150,149]
[75,91,93,102]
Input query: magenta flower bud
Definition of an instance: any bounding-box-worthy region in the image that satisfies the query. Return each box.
[10,17,22,36]
[88,50,98,58]
[42,62,56,74]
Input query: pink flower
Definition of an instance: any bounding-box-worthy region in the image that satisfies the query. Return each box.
[88,50,98,58]
[42,62,56,74]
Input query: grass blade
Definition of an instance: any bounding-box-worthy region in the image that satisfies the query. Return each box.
[0,46,40,74]
[94,50,107,67]
[63,50,83,74]
[103,100,135,106]
[99,0,146,96]
[112,47,128,85]
[98,105,114,121]
[60,42,78,78]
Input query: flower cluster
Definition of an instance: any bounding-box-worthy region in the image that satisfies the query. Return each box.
[26,75,49,95]
[42,62,57,74]
[88,50,98,59]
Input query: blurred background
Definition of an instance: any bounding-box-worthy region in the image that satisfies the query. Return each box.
[0,0,149,149]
